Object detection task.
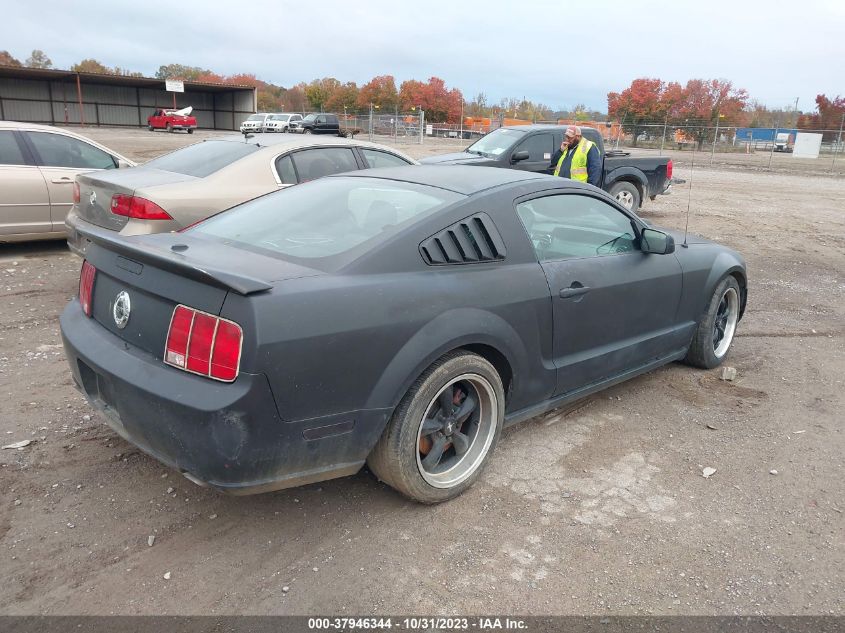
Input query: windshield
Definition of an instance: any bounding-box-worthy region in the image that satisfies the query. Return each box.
[270,114,290,121]
[144,141,259,178]
[190,176,463,266]
[466,128,527,157]
[246,114,264,121]
[302,114,318,123]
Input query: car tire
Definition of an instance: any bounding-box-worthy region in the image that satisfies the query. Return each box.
[367,351,504,504]
[303,128,312,134]
[166,123,172,133]
[608,181,641,211]
[187,128,194,134]
[684,276,741,369]
[148,124,154,131]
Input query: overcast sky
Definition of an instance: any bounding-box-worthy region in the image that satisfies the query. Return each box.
[2,0,843,112]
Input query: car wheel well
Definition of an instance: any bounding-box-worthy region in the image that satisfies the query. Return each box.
[459,344,512,401]
[729,271,748,318]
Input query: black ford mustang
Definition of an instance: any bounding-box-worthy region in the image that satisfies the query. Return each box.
[60,166,747,503]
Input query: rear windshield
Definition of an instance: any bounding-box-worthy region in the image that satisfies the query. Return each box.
[190,176,463,265]
[144,140,259,178]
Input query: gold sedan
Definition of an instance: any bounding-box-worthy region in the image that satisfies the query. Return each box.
[0,121,133,243]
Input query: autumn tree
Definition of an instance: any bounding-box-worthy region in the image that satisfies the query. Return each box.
[607,78,682,146]
[325,82,359,112]
[0,50,22,67]
[282,83,308,112]
[25,49,52,69]
[304,77,341,111]
[357,75,398,110]
[672,79,748,148]
[71,59,111,74]
[797,94,845,140]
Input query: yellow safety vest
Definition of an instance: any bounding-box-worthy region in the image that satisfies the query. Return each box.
[553,138,594,181]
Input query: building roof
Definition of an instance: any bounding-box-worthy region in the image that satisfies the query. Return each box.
[0,65,255,92]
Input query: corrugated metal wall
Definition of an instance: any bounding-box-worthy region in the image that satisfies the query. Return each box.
[0,76,254,130]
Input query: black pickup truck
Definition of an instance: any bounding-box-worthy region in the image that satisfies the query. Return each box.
[289,113,359,138]
[421,125,672,211]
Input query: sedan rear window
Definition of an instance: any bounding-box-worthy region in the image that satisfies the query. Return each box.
[144,141,259,178]
[191,176,463,264]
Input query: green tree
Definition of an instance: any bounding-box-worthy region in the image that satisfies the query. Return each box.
[155,64,210,81]
[25,49,52,69]
[71,59,110,74]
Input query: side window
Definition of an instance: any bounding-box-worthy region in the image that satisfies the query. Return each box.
[516,193,638,260]
[327,115,338,125]
[514,133,553,162]
[275,154,297,184]
[0,131,28,166]
[290,147,358,182]
[360,148,412,169]
[25,132,116,170]
[316,116,326,124]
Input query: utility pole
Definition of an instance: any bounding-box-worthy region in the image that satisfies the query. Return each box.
[660,111,668,156]
[791,97,799,129]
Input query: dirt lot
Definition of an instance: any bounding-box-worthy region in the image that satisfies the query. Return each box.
[0,128,843,616]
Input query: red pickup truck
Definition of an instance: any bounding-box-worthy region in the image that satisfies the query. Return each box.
[148,107,197,133]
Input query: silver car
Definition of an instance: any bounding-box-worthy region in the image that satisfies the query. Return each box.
[0,121,133,243]
[66,135,417,256]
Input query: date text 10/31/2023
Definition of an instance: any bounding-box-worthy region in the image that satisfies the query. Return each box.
[307,617,528,630]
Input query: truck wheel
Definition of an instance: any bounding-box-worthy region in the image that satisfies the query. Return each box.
[367,351,504,504]
[304,128,312,134]
[609,181,641,211]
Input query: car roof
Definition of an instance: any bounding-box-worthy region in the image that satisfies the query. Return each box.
[201,134,418,161]
[499,123,602,134]
[0,120,134,164]
[334,164,558,195]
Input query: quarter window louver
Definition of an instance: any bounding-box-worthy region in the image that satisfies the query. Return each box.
[420,213,506,265]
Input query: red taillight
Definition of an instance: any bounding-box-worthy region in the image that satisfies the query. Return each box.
[78,260,96,317]
[667,159,673,181]
[73,182,80,205]
[110,194,173,220]
[164,305,243,382]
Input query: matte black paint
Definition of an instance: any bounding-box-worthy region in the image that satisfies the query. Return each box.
[60,166,746,494]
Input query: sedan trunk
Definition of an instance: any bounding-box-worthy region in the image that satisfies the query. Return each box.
[75,168,197,231]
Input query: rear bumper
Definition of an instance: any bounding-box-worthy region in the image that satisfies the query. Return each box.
[60,302,389,494]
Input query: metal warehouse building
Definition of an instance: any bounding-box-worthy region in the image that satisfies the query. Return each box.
[0,66,256,131]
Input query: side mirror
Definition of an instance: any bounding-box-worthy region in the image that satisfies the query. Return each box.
[641,228,675,254]
[511,150,530,164]
[117,158,132,169]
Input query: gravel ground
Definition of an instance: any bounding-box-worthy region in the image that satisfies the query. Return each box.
[0,128,842,616]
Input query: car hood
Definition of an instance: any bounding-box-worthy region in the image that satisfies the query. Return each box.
[420,152,498,166]
[661,227,712,246]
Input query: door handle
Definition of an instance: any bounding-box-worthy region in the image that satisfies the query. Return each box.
[559,284,590,299]
[51,178,73,184]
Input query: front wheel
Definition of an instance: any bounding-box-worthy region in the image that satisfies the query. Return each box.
[148,124,154,131]
[684,276,741,369]
[303,128,312,134]
[608,181,641,211]
[367,351,504,503]
[166,123,172,133]
[187,128,194,134]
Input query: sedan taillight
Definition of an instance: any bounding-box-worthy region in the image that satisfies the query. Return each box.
[110,194,173,220]
[164,305,243,382]
[73,182,80,205]
[79,260,96,317]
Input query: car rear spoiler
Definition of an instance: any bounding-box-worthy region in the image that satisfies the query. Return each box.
[76,223,273,295]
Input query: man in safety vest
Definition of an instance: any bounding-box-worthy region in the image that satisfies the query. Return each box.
[549,125,601,187]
